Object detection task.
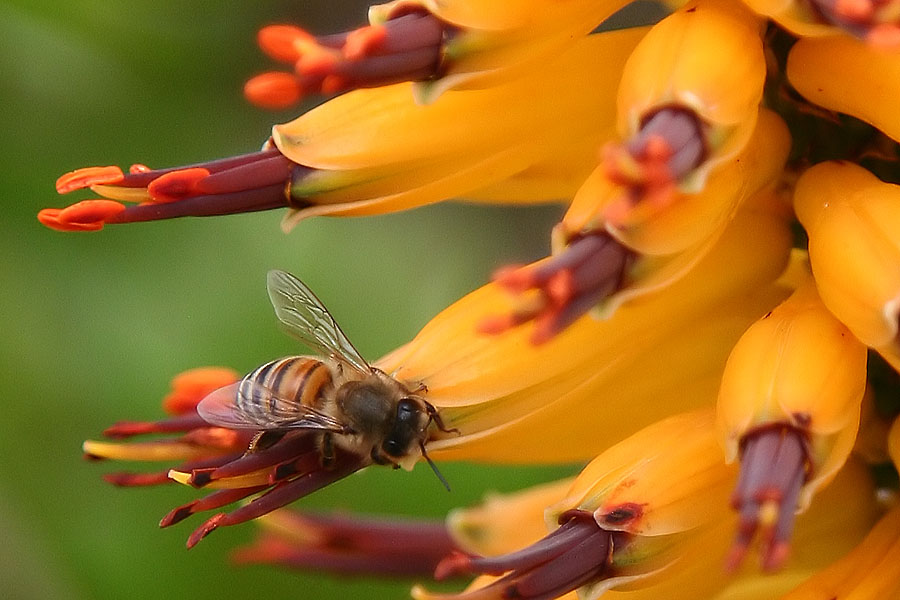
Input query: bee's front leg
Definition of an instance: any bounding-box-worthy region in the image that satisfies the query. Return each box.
[320,432,335,469]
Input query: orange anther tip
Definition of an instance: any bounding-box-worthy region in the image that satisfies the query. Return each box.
[244,72,303,110]
[643,135,673,160]
[835,0,874,20]
[343,24,387,60]
[546,270,576,306]
[56,165,124,194]
[257,24,314,63]
[38,208,102,232]
[164,367,241,415]
[477,315,514,336]
[147,168,210,203]
[296,46,340,76]
[321,74,347,95]
[867,24,900,48]
[493,265,534,293]
[129,163,151,174]
[58,198,125,223]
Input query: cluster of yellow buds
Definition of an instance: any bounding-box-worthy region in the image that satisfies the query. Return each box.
[42,0,900,598]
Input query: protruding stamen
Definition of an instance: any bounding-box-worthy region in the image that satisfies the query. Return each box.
[602,106,707,228]
[232,509,459,577]
[56,166,124,194]
[41,149,299,232]
[809,0,900,45]
[245,11,451,110]
[480,233,634,344]
[425,511,617,600]
[727,425,810,572]
[186,454,364,548]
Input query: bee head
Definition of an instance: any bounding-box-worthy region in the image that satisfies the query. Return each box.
[380,398,429,460]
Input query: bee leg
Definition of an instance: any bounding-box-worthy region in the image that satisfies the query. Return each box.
[246,430,286,454]
[320,432,335,469]
[410,381,428,394]
[424,400,459,435]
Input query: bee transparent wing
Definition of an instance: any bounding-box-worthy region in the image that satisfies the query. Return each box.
[197,382,349,433]
[267,270,371,375]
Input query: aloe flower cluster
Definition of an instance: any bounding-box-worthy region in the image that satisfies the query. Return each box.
[42,0,900,598]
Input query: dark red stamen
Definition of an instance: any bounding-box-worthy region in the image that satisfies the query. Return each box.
[727,425,810,572]
[809,0,900,43]
[186,453,365,548]
[433,512,619,600]
[103,413,211,438]
[482,233,634,344]
[246,11,451,110]
[233,510,459,577]
[161,485,269,528]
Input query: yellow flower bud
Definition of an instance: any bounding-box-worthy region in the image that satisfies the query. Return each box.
[787,36,900,143]
[616,0,765,176]
[794,161,900,368]
[717,273,867,503]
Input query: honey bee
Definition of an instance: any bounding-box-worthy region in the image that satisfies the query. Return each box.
[197,270,451,486]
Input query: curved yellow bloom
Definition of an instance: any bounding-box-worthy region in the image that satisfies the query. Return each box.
[378,195,792,463]
[547,410,734,537]
[738,0,843,38]
[794,161,900,369]
[616,0,765,179]
[780,506,900,599]
[787,36,900,144]
[272,28,646,229]
[369,0,637,101]
[717,272,867,506]
[607,458,880,600]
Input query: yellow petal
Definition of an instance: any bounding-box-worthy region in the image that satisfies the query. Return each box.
[781,506,900,599]
[795,161,900,350]
[547,410,736,537]
[717,272,867,506]
[616,0,765,157]
[447,478,574,556]
[787,36,900,143]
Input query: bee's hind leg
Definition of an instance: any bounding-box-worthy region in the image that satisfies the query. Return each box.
[423,401,459,435]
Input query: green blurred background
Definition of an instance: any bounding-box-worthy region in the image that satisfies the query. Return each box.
[1,1,575,598]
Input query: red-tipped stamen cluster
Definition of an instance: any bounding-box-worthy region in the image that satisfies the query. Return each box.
[480,233,634,344]
[233,509,459,577]
[41,149,312,232]
[431,510,619,600]
[85,368,374,547]
[727,425,811,572]
[602,106,707,227]
[245,10,452,110]
[809,0,900,46]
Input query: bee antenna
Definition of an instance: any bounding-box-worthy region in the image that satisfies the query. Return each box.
[420,442,451,492]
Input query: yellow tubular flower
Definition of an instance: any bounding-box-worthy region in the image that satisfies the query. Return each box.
[780,506,900,599]
[42,29,645,234]
[717,270,868,571]
[607,457,880,600]
[417,410,736,600]
[794,161,900,370]
[369,0,637,101]
[379,192,793,463]
[615,0,765,184]
[787,36,900,144]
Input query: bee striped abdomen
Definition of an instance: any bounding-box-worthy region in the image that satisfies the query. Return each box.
[237,357,334,426]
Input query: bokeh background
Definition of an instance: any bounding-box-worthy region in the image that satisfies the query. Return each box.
[1,1,576,598]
